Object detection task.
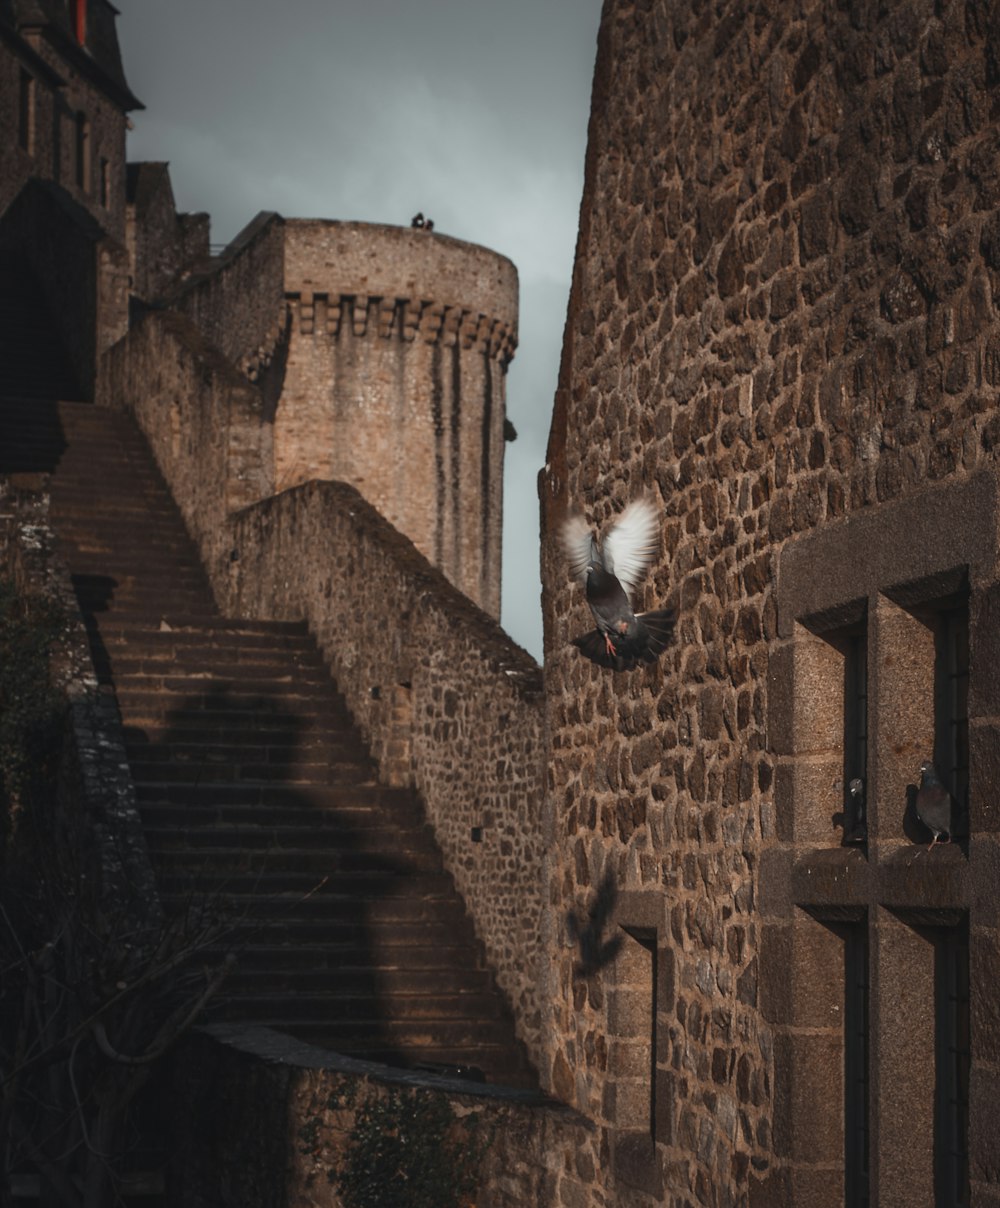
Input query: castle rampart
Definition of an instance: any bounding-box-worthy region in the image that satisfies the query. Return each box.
[279,220,517,618]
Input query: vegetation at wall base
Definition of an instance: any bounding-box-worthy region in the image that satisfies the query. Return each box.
[332,1085,492,1208]
[0,575,65,842]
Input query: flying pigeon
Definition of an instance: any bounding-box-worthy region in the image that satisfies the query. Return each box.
[915,760,953,849]
[562,495,675,670]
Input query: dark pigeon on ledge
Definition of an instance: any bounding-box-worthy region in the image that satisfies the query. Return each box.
[915,759,953,850]
[563,495,675,671]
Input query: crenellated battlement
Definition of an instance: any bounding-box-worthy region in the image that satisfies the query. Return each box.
[287,291,516,363]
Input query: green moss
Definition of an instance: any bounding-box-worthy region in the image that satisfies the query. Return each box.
[0,576,65,838]
[333,1086,492,1208]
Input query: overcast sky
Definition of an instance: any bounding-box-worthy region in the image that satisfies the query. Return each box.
[116,1,602,660]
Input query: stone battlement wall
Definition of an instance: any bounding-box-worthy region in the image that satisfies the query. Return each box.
[283,219,518,341]
[172,211,288,381]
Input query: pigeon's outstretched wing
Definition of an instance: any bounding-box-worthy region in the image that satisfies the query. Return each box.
[562,514,596,582]
[602,497,661,598]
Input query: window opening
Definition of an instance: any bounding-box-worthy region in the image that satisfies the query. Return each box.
[618,927,657,1143]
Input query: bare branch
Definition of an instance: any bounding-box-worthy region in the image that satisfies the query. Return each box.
[90,953,236,1067]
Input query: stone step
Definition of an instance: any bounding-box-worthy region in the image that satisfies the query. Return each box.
[220,958,491,996]
[156,869,456,897]
[113,672,337,700]
[197,895,475,930]
[130,756,373,786]
[139,800,423,835]
[149,843,442,876]
[119,710,353,739]
[143,813,434,843]
[101,646,327,673]
[134,780,413,807]
[213,987,503,1022]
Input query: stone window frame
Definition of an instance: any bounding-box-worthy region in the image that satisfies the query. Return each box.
[760,468,1000,1208]
[606,890,675,1200]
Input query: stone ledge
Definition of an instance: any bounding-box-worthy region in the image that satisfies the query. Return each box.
[199,1022,565,1108]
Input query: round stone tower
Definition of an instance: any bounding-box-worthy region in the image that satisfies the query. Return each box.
[277,220,517,619]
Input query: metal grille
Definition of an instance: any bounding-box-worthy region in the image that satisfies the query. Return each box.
[934,604,969,836]
[935,924,970,1208]
[844,631,868,836]
[844,925,870,1207]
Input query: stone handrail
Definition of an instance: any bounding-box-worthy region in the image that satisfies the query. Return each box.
[218,481,547,1060]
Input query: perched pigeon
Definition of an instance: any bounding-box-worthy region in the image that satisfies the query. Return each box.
[563,495,675,670]
[915,760,953,849]
[844,777,866,844]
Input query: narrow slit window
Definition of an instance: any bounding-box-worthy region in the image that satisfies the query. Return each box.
[842,627,868,842]
[933,601,969,837]
[18,69,35,154]
[935,922,970,1208]
[74,112,90,193]
[844,924,870,1207]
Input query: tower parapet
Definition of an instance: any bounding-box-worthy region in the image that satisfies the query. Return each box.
[279,220,517,619]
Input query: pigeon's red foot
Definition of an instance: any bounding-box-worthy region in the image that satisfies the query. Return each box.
[604,633,617,657]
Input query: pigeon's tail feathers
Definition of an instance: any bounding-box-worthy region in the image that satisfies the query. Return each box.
[563,514,597,581]
[571,607,675,672]
[603,496,661,595]
[636,607,676,655]
[571,628,631,670]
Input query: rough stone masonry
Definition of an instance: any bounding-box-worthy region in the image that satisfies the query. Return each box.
[539,0,1000,1203]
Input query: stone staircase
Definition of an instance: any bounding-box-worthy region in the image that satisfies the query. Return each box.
[40,402,534,1085]
[1,362,533,1085]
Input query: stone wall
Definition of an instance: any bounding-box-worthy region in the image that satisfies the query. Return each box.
[126,162,210,302]
[540,0,1000,1203]
[98,307,275,570]
[167,1025,588,1208]
[172,211,288,375]
[19,26,131,245]
[0,30,62,219]
[0,478,158,921]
